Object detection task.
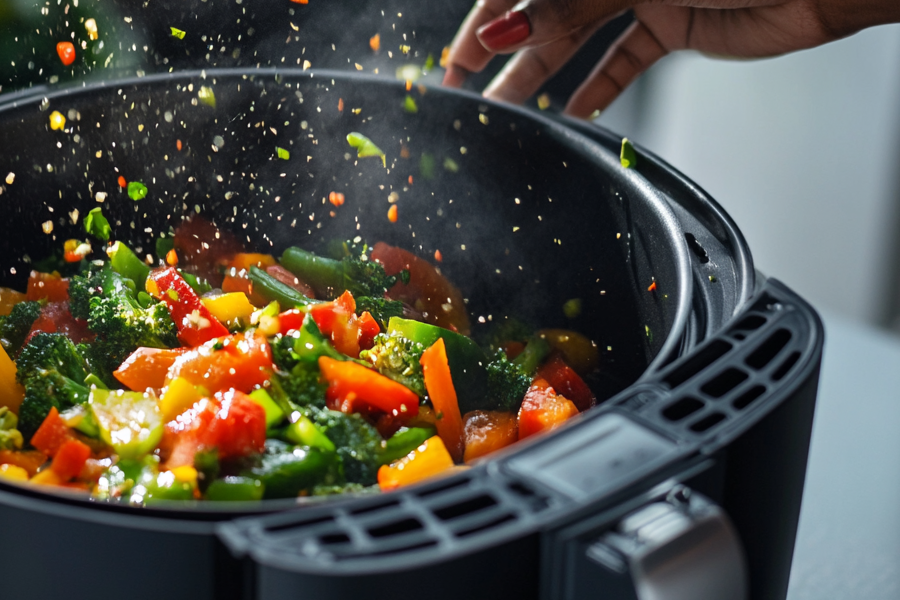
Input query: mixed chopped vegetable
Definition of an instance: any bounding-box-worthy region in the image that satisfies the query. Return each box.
[0,217,598,503]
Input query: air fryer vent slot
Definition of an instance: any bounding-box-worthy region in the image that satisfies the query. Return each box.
[690,412,727,432]
[456,513,516,537]
[434,494,497,521]
[733,385,766,410]
[662,397,704,421]
[264,514,333,534]
[350,499,399,516]
[700,368,748,398]
[663,340,732,387]
[746,328,792,370]
[368,518,423,538]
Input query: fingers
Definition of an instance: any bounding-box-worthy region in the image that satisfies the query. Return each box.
[483,20,606,104]
[442,0,519,87]
[564,20,670,118]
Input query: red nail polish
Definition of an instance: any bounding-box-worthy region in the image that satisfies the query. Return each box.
[477,10,531,51]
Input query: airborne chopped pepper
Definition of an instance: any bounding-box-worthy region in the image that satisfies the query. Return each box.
[346,132,386,167]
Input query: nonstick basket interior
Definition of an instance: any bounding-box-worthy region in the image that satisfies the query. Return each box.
[0,68,691,513]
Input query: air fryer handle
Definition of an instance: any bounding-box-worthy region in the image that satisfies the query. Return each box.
[559,486,748,600]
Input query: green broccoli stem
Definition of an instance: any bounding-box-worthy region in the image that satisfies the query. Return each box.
[108,241,150,292]
[513,336,552,376]
[280,247,343,295]
[249,266,313,309]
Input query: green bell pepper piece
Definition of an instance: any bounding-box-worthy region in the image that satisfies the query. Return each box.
[205,476,266,501]
[89,389,164,459]
[380,426,436,465]
[249,388,286,429]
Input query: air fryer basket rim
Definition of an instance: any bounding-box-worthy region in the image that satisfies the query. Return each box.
[0,66,696,517]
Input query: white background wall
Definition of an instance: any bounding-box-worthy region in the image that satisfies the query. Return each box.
[599,24,900,328]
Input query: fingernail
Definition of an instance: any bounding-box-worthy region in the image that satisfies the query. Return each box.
[477,10,531,52]
[442,64,468,88]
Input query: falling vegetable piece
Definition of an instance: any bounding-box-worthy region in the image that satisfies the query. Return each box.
[328,191,345,206]
[369,33,380,52]
[424,53,435,72]
[337,98,344,112]
[170,27,186,40]
[84,18,99,41]
[48,111,66,131]
[346,132,386,167]
[56,41,75,66]
[537,93,551,111]
[403,96,418,114]
[620,138,637,169]
[198,86,216,108]
[63,239,92,263]
[127,181,148,201]
[83,207,110,241]
[563,298,582,319]
[377,435,454,491]
[117,175,127,188]
[420,338,464,462]
[443,157,459,173]
[387,204,398,223]
[276,147,290,160]
[648,281,657,292]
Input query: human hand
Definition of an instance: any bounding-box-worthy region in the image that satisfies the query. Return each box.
[442,0,900,118]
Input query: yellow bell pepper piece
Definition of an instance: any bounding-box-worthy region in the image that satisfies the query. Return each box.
[0,463,29,481]
[169,465,198,486]
[201,292,255,325]
[0,288,26,316]
[160,377,203,422]
[0,345,25,414]
[377,436,455,491]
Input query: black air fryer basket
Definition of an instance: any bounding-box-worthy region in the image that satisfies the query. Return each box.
[0,69,822,600]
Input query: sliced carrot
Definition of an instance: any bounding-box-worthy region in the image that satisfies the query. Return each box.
[51,438,92,480]
[0,450,46,476]
[30,407,73,457]
[377,435,454,491]
[420,338,464,462]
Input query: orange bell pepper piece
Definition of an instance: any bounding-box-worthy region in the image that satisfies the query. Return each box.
[377,435,454,491]
[517,378,579,440]
[463,410,518,463]
[318,355,419,417]
[420,338,464,462]
[26,271,69,302]
[0,449,46,477]
[30,407,74,457]
[166,332,273,394]
[114,347,191,391]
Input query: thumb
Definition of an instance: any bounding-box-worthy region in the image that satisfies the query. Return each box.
[477,0,629,53]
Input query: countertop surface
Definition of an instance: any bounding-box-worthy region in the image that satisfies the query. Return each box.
[786,312,900,599]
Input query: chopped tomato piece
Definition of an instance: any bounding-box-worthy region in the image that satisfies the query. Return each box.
[26,271,69,303]
[50,439,92,480]
[463,410,518,463]
[30,407,74,457]
[203,389,267,459]
[535,354,596,412]
[377,436,454,491]
[147,267,229,347]
[420,338,464,462]
[23,301,93,347]
[318,356,419,418]
[172,217,244,286]
[114,347,192,391]
[166,332,273,394]
[309,290,362,358]
[370,242,470,335]
[517,379,579,440]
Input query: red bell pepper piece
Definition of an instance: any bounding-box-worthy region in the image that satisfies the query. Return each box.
[166,332,273,394]
[278,309,306,335]
[114,347,192,391]
[147,267,229,346]
[318,355,419,418]
[51,438,92,480]
[535,355,596,412]
[23,301,93,347]
[309,290,362,358]
[30,407,74,456]
[420,338,464,462]
[26,271,69,303]
[517,378,579,440]
[357,311,380,350]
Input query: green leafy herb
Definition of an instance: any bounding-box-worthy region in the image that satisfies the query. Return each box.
[83,207,111,241]
[198,86,216,109]
[419,153,436,180]
[423,53,435,73]
[127,181,148,201]
[276,147,290,160]
[620,138,637,169]
[346,132,386,167]
[170,27,186,40]
[403,96,418,114]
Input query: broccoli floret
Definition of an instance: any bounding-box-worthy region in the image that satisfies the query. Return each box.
[16,332,90,385]
[273,362,327,410]
[355,296,405,328]
[81,289,178,386]
[360,332,426,397]
[68,264,134,321]
[481,316,534,353]
[484,336,552,412]
[281,245,399,300]
[0,406,23,450]
[0,301,42,355]
[310,408,384,485]
[18,369,91,442]
[271,333,301,373]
